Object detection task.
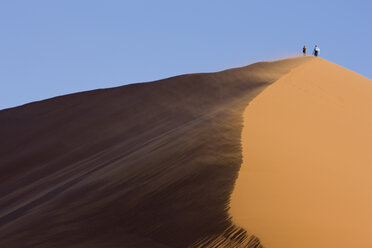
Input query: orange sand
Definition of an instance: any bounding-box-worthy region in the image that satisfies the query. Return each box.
[3,56,370,248]
[230,58,372,247]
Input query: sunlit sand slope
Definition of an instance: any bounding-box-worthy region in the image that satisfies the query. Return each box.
[231,58,372,248]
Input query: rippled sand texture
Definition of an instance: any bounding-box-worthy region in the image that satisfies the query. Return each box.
[230,58,372,248]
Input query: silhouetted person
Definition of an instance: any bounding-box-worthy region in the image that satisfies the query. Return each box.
[313,45,320,57]
[303,45,307,56]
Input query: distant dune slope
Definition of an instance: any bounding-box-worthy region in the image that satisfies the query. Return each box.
[230,58,372,248]
[0,57,309,248]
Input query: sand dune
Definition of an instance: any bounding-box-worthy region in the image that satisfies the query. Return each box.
[0,57,309,248]
[2,56,369,248]
[230,58,372,247]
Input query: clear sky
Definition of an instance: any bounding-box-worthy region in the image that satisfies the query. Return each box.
[1,0,371,110]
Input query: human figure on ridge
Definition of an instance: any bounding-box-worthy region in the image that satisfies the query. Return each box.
[313,45,320,57]
[303,45,307,56]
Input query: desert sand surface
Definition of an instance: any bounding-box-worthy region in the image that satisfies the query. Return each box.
[0,57,309,248]
[230,58,372,247]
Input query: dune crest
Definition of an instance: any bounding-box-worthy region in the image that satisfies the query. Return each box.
[230,58,372,247]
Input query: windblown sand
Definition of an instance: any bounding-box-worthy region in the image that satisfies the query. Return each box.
[230,58,372,247]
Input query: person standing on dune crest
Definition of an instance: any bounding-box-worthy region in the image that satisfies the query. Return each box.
[313,45,320,56]
[303,45,307,56]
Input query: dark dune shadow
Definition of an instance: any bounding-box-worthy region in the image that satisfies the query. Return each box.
[0,57,311,248]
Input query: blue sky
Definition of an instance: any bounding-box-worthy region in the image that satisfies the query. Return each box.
[1,0,371,110]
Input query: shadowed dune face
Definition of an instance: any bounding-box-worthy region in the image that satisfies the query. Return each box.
[0,57,309,248]
[230,58,372,248]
